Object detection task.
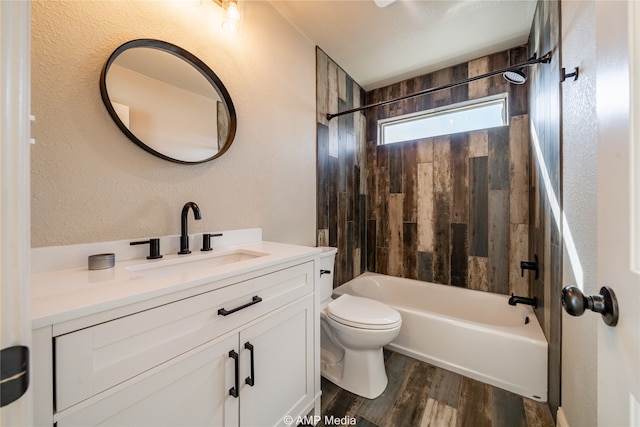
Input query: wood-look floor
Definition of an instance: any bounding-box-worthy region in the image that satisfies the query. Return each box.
[316,350,554,427]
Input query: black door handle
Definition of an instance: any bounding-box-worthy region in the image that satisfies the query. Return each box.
[229,350,239,398]
[0,346,29,407]
[218,296,263,316]
[244,342,255,386]
[561,285,619,327]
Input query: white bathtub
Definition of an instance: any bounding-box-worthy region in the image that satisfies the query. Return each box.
[333,272,548,402]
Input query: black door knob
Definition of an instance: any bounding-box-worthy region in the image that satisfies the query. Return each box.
[561,285,619,327]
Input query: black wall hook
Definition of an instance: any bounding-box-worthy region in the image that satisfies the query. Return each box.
[561,67,579,82]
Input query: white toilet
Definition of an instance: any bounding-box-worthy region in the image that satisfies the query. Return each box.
[318,247,402,399]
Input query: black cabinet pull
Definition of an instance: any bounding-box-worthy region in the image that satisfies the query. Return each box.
[218,296,262,316]
[229,350,239,398]
[244,342,255,386]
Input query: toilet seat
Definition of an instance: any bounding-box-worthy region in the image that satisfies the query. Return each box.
[326,294,401,330]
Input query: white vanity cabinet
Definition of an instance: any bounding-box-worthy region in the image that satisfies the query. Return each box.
[32,254,320,427]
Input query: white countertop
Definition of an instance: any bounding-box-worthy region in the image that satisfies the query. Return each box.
[31,231,320,329]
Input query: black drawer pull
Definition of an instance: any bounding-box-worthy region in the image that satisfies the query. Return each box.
[244,342,255,386]
[229,350,239,398]
[218,296,262,316]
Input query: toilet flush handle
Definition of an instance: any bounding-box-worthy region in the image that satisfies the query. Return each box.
[320,269,331,276]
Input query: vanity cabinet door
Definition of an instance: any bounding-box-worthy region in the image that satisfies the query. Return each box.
[239,295,314,427]
[55,333,239,427]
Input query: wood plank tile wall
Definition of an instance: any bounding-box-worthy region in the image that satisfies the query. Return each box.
[364,46,531,296]
[528,0,561,418]
[316,48,367,286]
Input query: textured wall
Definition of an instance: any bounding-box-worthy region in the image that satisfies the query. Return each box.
[364,47,530,296]
[31,1,316,248]
[528,0,562,417]
[316,48,367,286]
[557,0,598,424]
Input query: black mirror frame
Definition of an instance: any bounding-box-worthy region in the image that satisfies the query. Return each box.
[99,39,237,164]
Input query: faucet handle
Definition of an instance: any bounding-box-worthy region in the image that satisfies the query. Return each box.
[130,238,163,259]
[202,233,223,251]
[520,254,539,279]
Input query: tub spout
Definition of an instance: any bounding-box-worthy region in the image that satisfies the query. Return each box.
[508,294,538,309]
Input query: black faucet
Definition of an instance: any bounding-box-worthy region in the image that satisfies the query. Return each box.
[178,202,202,255]
[508,294,538,309]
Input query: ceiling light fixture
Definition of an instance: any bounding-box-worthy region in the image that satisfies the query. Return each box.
[373,0,397,7]
[213,0,241,33]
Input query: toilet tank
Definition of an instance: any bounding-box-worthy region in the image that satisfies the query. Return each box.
[318,247,337,302]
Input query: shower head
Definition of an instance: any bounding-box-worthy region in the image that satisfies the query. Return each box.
[503,69,527,85]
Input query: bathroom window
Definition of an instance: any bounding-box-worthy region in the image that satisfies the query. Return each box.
[377,93,508,145]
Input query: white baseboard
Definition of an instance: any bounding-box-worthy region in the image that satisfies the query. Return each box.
[556,407,570,427]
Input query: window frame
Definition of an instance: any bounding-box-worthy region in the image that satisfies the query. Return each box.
[377,93,509,145]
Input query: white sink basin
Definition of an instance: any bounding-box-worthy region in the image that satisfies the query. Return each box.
[126,249,268,278]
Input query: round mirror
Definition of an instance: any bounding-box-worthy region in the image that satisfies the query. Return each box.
[100,39,237,164]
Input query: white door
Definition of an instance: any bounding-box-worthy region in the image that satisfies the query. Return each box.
[0,1,32,425]
[595,1,640,425]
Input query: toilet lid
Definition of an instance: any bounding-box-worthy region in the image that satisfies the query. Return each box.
[326,294,402,330]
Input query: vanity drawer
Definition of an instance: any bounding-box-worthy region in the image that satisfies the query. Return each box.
[54,261,313,412]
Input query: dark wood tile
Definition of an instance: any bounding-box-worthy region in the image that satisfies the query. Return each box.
[415,74,434,112]
[367,219,377,272]
[491,387,527,427]
[428,367,463,408]
[523,398,556,427]
[382,359,434,427]
[328,156,339,248]
[470,156,489,257]
[338,99,348,193]
[375,167,390,249]
[402,141,418,222]
[403,222,417,279]
[450,223,468,287]
[431,67,453,107]
[360,195,367,273]
[317,123,330,230]
[488,189,510,294]
[450,134,469,224]
[377,144,389,168]
[402,77,418,114]
[451,63,469,104]
[417,251,433,282]
[457,377,491,427]
[488,127,510,191]
[389,143,403,194]
[337,192,348,285]
[346,76,354,110]
[376,247,389,275]
[433,192,451,285]
[346,221,355,282]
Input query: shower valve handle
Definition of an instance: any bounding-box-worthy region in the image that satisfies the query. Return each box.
[520,254,539,279]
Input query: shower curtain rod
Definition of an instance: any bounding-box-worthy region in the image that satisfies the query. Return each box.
[326,51,552,121]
